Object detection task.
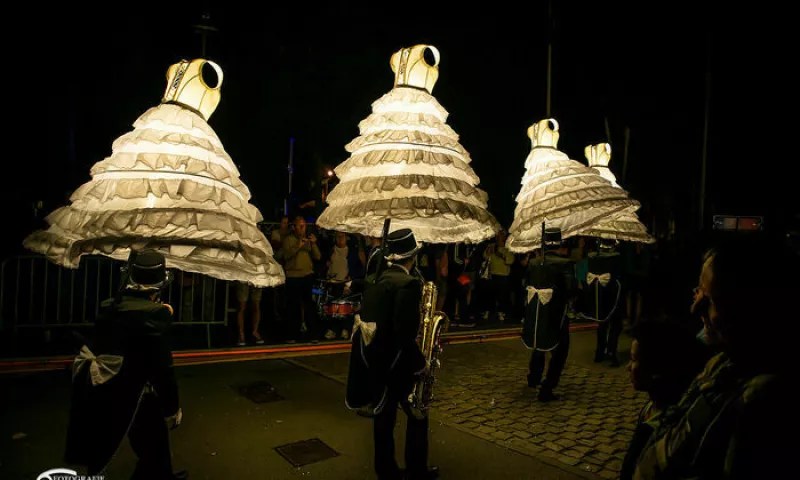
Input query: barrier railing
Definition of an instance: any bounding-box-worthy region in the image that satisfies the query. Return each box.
[0,255,231,351]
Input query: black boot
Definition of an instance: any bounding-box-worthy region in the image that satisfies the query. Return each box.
[607,353,620,367]
[537,388,560,402]
[593,351,605,363]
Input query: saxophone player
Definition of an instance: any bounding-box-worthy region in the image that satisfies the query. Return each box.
[347,228,439,480]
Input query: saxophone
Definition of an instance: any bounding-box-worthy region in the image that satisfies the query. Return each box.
[408,281,450,419]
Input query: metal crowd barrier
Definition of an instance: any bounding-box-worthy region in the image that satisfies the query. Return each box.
[0,255,231,350]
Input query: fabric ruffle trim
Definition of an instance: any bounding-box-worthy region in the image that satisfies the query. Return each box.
[334,149,476,181]
[582,214,655,244]
[358,112,457,137]
[516,176,622,204]
[346,129,466,155]
[318,197,500,238]
[510,196,639,240]
[24,230,285,288]
[44,206,273,255]
[112,128,231,163]
[326,174,488,205]
[371,87,449,120]
[71,177,261,222]
[134,104,220,141]
[91,152,246,195]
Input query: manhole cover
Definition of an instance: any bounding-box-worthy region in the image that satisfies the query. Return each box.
[275,438,339,467]
[233,381,283,404]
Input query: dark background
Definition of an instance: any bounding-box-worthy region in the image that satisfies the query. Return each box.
[7,1,793,255]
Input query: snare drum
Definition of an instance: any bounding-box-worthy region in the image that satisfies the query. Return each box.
[323,299,357,318]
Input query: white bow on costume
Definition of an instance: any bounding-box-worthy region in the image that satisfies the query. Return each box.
[526,286,554,306]
[72,345,124,386]
[587,272,612,287]
[351,314,377,346]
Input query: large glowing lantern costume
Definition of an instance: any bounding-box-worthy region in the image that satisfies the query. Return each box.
[24,59,285,287]
[580,143,654,244]
[507,119,639,253]
[317,45,499,243]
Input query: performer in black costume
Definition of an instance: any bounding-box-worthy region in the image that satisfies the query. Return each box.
[521,229,576,402]
[64,250,186,479]
[345,228,439,480]
[585,241,624,366]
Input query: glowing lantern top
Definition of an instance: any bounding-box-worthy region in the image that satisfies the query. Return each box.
[162,59,224,120]
[317,45,500,243]
[580,143,654,244]
[585,143,616,184]
[24,58,285,287]
[391,45,441,93]
[507,119,639,253]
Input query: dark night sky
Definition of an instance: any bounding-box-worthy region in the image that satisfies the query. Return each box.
[9,1,792,253]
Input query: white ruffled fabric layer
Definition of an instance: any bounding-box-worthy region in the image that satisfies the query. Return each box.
[24,103,284,287]
[335,148,475,180]
[319,87,498,244]
[581,212,655,244]
[318,199,499,245]
[371,88,449,121]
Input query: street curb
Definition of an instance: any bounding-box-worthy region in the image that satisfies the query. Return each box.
[0,324,598,374]
[286,357,599,480]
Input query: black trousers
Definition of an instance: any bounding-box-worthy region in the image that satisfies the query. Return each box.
[596,313,623,357]
[374,390,429,478]
[285,275,318,339]
[490,275,512,315]
[528,319,570,391]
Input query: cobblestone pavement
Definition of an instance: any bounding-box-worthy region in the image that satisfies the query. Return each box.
[294,330,646,479]
[433,334,645,479]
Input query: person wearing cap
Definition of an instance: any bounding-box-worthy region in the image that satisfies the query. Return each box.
[345,228,439,480]
[64,250,185,479]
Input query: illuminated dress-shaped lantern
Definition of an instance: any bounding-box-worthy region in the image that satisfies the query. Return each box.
[580,143,654,244]
[507,119,639,253]
[24,59,285,287]
[317,45,500,243]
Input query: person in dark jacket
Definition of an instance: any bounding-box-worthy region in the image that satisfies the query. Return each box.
[634,239,799,479]
[619,318,709,480]
[585,242,625,366]
[521,245,576,402]
[345,228,439,480]
[64,250,185,479]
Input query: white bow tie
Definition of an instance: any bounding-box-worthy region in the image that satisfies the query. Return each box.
[72,345,124,386]
[587,272,612,287]
[526,286,554,306]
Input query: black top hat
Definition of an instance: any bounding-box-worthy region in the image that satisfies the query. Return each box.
[384,228,422,261]
[543,227,562,247]
[126,249,172,290]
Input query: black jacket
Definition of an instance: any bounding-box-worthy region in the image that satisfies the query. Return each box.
[64,293,178,469]
[582,252,623,322]
[522,254,575,350]
[346,265,425,413]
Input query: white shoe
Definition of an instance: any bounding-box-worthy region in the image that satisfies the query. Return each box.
[482,312,490,321]
[324,329,337,340]
[340,329,350,340]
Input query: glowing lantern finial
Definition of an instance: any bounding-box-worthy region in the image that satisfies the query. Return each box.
[162,59,224,120]
[390,45,441,93]
[527,118,560,149]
